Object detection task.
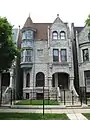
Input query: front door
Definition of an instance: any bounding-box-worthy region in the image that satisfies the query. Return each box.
[58,73,69,89]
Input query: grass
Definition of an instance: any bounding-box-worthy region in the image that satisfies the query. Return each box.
[0,113,69,120]
[15,99,59,105]
[83,113,90,119]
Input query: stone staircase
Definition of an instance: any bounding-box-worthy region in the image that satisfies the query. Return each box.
[60,89,80,104]
[49,87,79,105]
[60,90,72,101]
[49,87,57,100]
[2,86,11,104]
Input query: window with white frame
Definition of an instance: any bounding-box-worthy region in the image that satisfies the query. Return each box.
[25,49,32,62]
[53,49,59,62]
[60,31,66,40]
[52,31,58,40]
[61,49,67,62]
[82,49,89,62]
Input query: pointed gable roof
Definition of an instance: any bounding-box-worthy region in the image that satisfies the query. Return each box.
[53,14,63,24]
[23,15,34,29]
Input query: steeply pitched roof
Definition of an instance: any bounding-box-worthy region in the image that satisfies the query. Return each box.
[53,14,63,24]
[23,15,34,29]
[73,27,84,38]
[74,27,84,33]
[33,23,52,40]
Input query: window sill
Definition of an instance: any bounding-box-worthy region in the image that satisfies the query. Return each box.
[53,62,68,65]
[52,39,66,41]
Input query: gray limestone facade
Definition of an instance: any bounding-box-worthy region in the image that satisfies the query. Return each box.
[72,24,90,93]
[20,14,76,99]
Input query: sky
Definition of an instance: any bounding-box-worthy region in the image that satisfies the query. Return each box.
[0,0,90,28]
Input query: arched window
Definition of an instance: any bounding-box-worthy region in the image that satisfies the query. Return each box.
[52,31,58,40]
[36,72,45,87]
[60,31,66,39]
[26,73,30,87]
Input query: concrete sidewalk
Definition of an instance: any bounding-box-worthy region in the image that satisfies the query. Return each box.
[67,113,88,120]
[0,107,90,113]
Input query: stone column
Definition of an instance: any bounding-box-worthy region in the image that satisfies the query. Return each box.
[69,77,74,90]
[23,70,26,88]
[10,71,13,88]
[48,77,52,88]
[45,76,48,87]
[55,74,58,87]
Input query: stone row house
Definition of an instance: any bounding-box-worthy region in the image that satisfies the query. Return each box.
[8,14,90,99]
[72,23,90,96]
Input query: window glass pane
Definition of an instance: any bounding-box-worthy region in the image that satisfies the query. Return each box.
[53,49,58,56]
[26,30,33,39]
[25,50,32,62]
[83,49,89,62]
[61,49,67,62]
[26,50,32,56]
[60,31,65,39]
[52,31,58,40]
[36,72,45,87]
[22,32,26,39]
[53,49,59,62]
[22,30,33,39]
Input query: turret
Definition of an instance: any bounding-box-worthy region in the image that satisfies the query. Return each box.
[20,15,36,68]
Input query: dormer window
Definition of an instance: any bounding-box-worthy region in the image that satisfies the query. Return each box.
[52,31,58,40]
[60,31,66,40]
[22,30,33,40]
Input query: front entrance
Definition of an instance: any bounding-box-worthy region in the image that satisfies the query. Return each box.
[52,72,69,89]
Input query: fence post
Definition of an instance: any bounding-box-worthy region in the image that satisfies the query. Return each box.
[48,87,49,105]
[10,88,12,105]
[64,89,65,105]
[85,78,87,105]
[43,82,44,115]
[72,90,74,105]
[80,87,82,106]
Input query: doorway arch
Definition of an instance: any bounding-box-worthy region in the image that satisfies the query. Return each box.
[52,72,69,89]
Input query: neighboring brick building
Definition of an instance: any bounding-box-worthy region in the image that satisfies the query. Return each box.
[18,14,76,99]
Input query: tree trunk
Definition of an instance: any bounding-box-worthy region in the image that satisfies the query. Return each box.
[0,73,2,106]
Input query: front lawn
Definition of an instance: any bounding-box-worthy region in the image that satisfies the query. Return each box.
[83,113,90,119]
[15,99,59,105]
[0,113,69,120]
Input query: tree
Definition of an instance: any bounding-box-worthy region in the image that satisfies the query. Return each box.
[85,14,90,26]
[0,17,18,71]
[0,17,18,105]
